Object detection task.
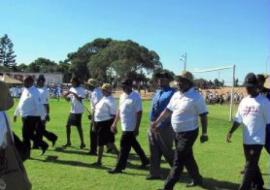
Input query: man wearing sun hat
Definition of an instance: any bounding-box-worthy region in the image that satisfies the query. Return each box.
[227,73,270,190]
[152,71,208,189]
[147,70,176,180]
[86,78,103,155]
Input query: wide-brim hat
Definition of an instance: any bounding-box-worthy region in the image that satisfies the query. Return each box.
[243,73,258,87]
[101,83,112,92]
[87,78,98,87]
[0,81,14,111]
[175,71,194,83]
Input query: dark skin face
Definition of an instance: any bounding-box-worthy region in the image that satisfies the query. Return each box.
[157,77,170,89]
[246,86,259,97]
[257,79,265,91]
[177,79,192,93]
[71,80,79,88]
[88,85,95,91]
[102,89,111,97]
[24,78,34,88]
[37,79,45,88]
[122,84,132,94]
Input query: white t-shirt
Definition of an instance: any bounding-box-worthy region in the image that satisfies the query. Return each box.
[119,91,142,131]
[234,94,270,145]
[94,96,116,122]
[14,86,46,120]
[90,88,103,111]
[68,86,86,114]
[167,88,208,133]
[37,87,49,104]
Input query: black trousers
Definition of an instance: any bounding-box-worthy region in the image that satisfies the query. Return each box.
[22,116,48,151]
[164,129,201,190]
[116,131,148,170]
[239,144,264,190]
[40,121,57,142]
[34,121,57,147]
[90,122,97,153]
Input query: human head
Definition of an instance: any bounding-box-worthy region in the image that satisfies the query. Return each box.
[37,74,46,88]
[70,76,81,87]
[244,73,258,96]
[121,78,133,94]
[87,78,98,91]
[154,70,173,89]
[175,71,194,93]
[101,83,112,96]
[23,76,34,88]
[256,74,266,90]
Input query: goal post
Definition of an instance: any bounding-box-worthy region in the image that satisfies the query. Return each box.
[191,65,236,121]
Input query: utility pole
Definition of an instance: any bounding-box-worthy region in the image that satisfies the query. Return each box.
[180,52,187,71]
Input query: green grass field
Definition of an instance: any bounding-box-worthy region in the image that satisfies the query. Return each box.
[6,99,270,190]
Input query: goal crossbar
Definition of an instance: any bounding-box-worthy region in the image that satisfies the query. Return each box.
[191,65,236,121]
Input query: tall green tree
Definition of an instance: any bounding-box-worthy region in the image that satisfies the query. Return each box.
[88,39,162,81]
[27,57,58,72]
[0,34,16,68]
[67,38,161,82]
[68,38,112,80]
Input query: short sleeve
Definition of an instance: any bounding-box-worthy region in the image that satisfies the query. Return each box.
[68,87,74,98]
[234,101,243,124]
[195,95,208,115]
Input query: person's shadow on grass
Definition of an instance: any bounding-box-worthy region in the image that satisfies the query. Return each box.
[158,169,239,190]
[30,155,110,170]
[53,147,90,156]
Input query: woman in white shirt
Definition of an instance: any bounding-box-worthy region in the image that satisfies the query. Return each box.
[63,77,86,149]
[93,83,118,166]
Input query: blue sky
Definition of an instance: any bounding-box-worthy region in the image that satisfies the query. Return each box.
[0,0,269,83]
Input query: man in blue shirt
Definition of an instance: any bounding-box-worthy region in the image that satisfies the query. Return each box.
[147,70,176,180]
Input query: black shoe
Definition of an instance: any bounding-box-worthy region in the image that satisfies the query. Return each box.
[63,143,71,148]
[146,175,161,180]
[52,136,58,147]
[32,145,39,149]
[186,179,203,188]
[41,144,49,155]
[80,143,86,149]
[108,168,122,174]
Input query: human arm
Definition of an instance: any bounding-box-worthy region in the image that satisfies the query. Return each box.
[226,121,241,143]
[111,110,120,134]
